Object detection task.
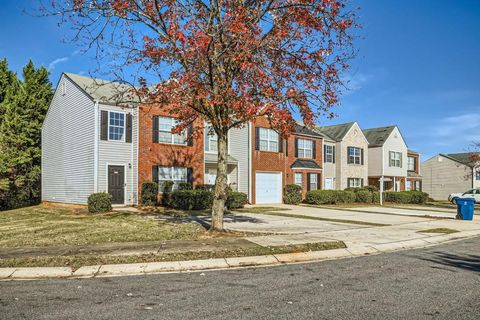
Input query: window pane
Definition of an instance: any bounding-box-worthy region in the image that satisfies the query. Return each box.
[159,131,172,143]
[158,166,171,180]
[108,112,125,141]
[173,133,186,144]
[259,140,268,151]
[259,128,268,140]
[269,141,278,152]
[295,173,302,186]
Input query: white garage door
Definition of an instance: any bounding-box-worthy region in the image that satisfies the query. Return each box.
[256,172,282,204]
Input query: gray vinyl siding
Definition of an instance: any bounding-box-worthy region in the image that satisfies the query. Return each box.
[421,155,473,200]
[96,104,138,205]
[229,126,250,194]
[41,75,95,204]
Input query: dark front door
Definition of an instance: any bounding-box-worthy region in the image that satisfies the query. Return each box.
[108,165,125,204]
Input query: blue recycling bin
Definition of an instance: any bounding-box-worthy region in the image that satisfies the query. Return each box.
[456,198,475,220]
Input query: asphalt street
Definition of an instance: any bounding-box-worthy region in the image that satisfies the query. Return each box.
[1,237,479,320]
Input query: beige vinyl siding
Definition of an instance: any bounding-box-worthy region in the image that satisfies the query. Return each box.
[41,75,95,204]
[96,104,138,205]
[322,141,336,188]
[422,155,474,200]
[382,127,408,177]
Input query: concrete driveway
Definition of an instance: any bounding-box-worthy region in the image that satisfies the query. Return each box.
[226,204,480,250]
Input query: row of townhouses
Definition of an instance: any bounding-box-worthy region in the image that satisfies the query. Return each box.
[41,73,422,206]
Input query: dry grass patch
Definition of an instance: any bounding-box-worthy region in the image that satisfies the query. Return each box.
[0,205,205,248]
[419,228,459,234]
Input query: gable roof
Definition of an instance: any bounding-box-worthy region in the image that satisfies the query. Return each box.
[64,73,140,105]
[294,125,324,138]
[362,126,396,147]
[316,122,355,142]
[440,152,479,167]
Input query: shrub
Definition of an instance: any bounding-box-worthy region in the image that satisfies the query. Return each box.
[195,184,215,191]
[178,182,193,190]
[337,191,356,203]
[161,180,174,206]
[88,192,112,213]
[141,181,159,206]
[363,185,379,192]
[373,192,381,203]
[226,192,248,209]
[170,190,214,210]
[305,190,339,205]
[383,191,429,204]
[356,190,373,203]
[410,191,429,204]
[284,184,302,205]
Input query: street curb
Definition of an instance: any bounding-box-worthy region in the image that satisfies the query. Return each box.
[0,233,478,281]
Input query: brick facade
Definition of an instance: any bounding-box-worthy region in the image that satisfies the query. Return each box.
[137,106,204,202]
[251,117,323,203]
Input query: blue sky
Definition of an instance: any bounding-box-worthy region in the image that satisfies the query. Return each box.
[1,0,479,160]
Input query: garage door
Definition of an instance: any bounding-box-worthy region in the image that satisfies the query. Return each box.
[256,172,282,204]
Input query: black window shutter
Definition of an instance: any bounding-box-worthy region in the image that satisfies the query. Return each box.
[347,147,352,164]
[323,145,326,162]
[255,127,260,150]
[295,138,299,157]
[152,116,159,143]
[285,140,288,156]
[152,166,159,184]
[361,178,364,187]
[100,110,108,140]
[333,146,336,164]
[317,174,321,190]
[187,123,194,146]
[347,178,351,188]
[278,135,283,153]
[307,173,311,191]
[125,113,133,143]
[187,168,194,184]
[361,148,364,165]
[312,140,316,159]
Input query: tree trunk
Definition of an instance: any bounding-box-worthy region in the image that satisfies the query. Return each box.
[211,132,228,231]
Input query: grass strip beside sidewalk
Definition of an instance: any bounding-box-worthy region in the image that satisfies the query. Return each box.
[0,241,346,269]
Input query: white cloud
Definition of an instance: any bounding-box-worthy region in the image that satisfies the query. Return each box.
[48,57,69,71]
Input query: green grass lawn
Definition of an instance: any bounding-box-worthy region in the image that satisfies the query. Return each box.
[0,205,205,248]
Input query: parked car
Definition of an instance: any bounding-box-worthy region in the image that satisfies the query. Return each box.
[448,189,480,204]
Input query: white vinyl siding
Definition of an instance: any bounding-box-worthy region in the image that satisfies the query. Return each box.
[97,104,138,205]
[41,75,95,204]
[229,125,250,195]
[298,139,313,158]
[259,128,278,152]
[158,116,186,145]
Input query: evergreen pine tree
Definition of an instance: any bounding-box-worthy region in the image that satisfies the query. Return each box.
[0,58,15,126]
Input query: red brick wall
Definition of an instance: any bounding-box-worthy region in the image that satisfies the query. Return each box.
[251,118,323,203]
[138,106,204,200]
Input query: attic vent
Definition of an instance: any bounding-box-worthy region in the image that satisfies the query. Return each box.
[61,80,66,96]
[438,157,443,162]
[394,133,398,138]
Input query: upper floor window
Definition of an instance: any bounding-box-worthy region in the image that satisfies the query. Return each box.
[259,128,278,152]
[298,139,313,158]
[407,156,416,171]
[476,170,480,181]
[108,111,125,141]
[204,126,218,152]
[294,173,303,187]
[324,145,335,163]
[389,151,402,167]
[158,116,186,145]
[347,147,362,165]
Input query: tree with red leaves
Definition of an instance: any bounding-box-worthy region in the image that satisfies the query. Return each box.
[44,0,357,231]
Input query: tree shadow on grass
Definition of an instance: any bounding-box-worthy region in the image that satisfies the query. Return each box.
[421,252,480,273]
[159,214,265,230]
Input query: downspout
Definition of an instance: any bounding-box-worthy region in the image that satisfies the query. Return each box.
[130,107,135,205]
[93,100,99,193]
[248,121,252,203]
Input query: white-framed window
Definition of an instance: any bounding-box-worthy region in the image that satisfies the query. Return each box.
[294,173,303,187]
[298,139,313,158]
[390,151,402,167]
[158,116,187,145]
[407,156,415,171]
[324,145,334,163]
[309,173,318,191]
[108,111,125,141]
[158,166,187,190]
[259,128,279,152]
[406,180,412,191]
[347,147,362,165]
[347,178,363,188]
[204,125,218,152]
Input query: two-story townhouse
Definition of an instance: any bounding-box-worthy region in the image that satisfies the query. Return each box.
[316,122,369,190]
[42,73,139,206]
[251,117,323,204]
[137,106,204,195]
[406,149,422,191]
[363,126,408,192]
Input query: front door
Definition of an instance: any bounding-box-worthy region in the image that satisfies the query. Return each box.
[108,165,125,204]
